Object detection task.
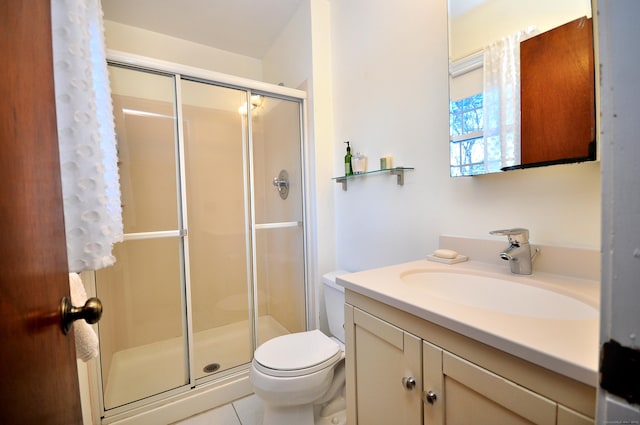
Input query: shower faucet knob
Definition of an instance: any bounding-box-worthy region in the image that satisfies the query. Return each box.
[272,169,290,199]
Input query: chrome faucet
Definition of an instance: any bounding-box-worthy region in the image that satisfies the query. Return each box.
[489,228,540,275]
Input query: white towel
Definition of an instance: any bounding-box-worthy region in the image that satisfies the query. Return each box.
[69,273,99,362]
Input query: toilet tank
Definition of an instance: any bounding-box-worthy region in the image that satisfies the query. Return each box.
[322,271,348,343]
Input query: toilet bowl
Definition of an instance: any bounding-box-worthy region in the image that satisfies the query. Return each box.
[250,271,348,425]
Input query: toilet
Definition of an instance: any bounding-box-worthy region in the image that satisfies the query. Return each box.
[250,271,348,425]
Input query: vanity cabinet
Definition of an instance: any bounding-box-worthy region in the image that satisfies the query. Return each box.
[345,293,596,425]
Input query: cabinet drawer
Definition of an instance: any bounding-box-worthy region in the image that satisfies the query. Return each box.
[443,352,556,425]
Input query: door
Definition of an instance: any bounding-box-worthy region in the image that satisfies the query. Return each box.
[520,17,595,166]
[95,65,191,410]
[441,352,556,425]
[597,0,640,421]
[423,341,444,425]
[346,306,422,425]
[0,1,83,424]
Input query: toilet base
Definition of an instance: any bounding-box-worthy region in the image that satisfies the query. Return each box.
[315,408,347,425]
[262,403,315,425]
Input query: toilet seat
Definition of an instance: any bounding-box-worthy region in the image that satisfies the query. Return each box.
[254,330,343,378]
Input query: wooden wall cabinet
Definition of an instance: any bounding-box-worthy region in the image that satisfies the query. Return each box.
[345,293,595,425]
[519,17,596,167]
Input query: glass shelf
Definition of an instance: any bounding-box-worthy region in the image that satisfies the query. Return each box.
[332,167,414,191]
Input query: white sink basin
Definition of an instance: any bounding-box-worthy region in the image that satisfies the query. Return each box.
[400,270,598,320]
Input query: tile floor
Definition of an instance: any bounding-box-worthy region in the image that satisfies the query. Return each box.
[174,394,263,425]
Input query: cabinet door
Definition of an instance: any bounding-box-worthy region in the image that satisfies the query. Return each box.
[557,405,594,425]
[442,352,556,425]
[423,341,444,425]
[346,306,422,425]
[520,16,595,166]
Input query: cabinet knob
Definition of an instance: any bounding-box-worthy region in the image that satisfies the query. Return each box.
[402,376,416,390]
[423,390,438,405]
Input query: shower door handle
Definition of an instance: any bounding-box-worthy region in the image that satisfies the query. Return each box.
[60,296,103,334]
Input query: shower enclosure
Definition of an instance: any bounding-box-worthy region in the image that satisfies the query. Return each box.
[94,57,308,418]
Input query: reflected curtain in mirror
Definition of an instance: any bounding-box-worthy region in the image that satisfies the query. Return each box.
[483,27,537,173]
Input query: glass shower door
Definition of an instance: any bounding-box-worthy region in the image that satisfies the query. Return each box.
[180,80,253,379]
[251,95,307,345]
[96,66,188,409]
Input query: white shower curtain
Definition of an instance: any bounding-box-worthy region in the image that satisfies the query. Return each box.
[51,0,123,272]
[482,27,538,172]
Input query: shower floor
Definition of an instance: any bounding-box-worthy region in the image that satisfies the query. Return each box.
[103,315,289,410]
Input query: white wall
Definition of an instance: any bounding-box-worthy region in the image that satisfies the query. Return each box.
[103,21,263,80]
[306,0,336,281]
[263,0,337,329]
[330,0,601,273]
[450,0,591,59]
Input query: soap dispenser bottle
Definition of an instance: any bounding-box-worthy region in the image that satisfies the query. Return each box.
[352,152,367,174]
[344,141,353,176]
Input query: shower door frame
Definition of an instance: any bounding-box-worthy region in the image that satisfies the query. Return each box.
[93,50,314,423]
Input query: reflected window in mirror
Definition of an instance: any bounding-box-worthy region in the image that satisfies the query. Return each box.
[449,93,489,176]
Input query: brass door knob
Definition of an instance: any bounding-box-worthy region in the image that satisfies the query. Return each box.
[60,296,103,335]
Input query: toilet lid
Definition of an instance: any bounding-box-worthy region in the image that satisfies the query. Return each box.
[254,330,342,377]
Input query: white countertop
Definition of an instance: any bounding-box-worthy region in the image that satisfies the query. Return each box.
[337,259,600,386]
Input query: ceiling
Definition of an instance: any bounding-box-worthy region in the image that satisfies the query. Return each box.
[101,0,305,59]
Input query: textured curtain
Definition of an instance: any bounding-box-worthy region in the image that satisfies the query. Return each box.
[482,27,538,172]
[51,0,123,272]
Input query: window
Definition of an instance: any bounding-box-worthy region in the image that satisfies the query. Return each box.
[449,92,507,176]
[449,93,485,176]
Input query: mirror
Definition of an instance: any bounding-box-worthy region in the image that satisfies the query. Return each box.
[448,0,595,176]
